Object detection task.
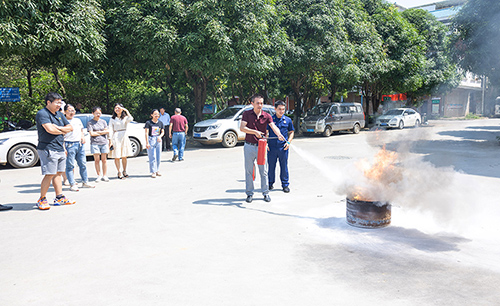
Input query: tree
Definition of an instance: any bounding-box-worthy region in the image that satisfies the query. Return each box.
[0,0,106,97]
[280,0,350,127]
[177,0,285,121]
[452,0,500,86]
[402,8,460,101]
[360,0,427,114]
[334,0,385,103]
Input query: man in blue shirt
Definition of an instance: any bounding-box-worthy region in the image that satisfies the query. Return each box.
[159,107,171,151]
[267,100,295,193]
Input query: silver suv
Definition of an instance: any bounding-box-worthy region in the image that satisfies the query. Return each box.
[193,105,275,148]
[300,102,365,136]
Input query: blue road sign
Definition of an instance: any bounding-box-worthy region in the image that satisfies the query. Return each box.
[0,87,21,102]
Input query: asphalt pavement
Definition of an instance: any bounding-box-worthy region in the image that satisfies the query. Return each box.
[1,119,500,305]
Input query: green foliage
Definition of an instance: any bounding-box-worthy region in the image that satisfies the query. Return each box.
[1,0,463,122]
[0,0,106,68]
[452,0,500,87]
[402,8,460,99]
[464,113,483,120]
[0,63,59,123]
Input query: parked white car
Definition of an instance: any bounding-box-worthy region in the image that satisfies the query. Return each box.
[0,113,147,168]
[375,108,421,129]
[192,105,276,147]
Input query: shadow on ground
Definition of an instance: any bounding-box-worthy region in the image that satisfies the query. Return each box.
[3,203,37,211]
[192,197,468,253]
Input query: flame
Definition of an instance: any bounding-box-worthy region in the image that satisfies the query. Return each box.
[364,145,398,181]
[349,145,399,201]
[349,186,373,202]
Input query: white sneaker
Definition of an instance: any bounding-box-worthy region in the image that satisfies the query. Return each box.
[151,173,156,178]
[70,184,79,192]
[102,176,110,182]
[81,182,95,188]
[95,176,103,183]
[63,180,71,186]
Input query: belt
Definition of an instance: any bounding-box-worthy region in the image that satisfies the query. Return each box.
[115,129,126,132]
[245,142,258,146]
[173,131,185,133]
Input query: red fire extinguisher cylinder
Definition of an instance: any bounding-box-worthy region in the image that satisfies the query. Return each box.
[257,138,267,165]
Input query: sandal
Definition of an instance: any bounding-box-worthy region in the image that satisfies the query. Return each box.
[123,171,129,178]
[118,172,124,179]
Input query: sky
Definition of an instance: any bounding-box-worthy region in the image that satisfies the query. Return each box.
[393,0,436,8]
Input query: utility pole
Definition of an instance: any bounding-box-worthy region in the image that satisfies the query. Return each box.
[481,75,486,115]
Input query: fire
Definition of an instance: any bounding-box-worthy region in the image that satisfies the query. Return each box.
[349,145,400,202]
[350,186,373,202]
[364,145,398,181]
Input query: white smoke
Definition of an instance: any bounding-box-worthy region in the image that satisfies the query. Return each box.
[336,128,476,223]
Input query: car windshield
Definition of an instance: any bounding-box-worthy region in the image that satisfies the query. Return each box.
[212,107,242,119]
[308,104,330,116]
[384,109,404,116]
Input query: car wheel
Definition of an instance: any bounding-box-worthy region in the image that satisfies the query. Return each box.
[398,120,404,130]
[129,137,141,157]
[8,144,39,168]
[322,126,332,137]
[222,131,237,148]
[415,120,420,128]
[352,123,360,134]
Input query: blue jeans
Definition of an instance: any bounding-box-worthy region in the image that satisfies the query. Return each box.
[147,136,161,173]
[268,146,289,188]
[172,132,186,160]
[244,143,268,196]
[65,141,88,185]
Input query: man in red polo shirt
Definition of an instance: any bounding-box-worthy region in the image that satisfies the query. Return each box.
[240,94,285,203]
[169,108,188,161]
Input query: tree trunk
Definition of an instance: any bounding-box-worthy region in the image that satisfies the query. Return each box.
[27,68,33,98]
[52,67,66,98]
[166,74,178,105]
[186,71,208,122]
[105,81,110,112]
[330,85,338,102]
[291,77,305,132]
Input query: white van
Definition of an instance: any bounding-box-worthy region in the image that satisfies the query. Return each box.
[192,105,275,148]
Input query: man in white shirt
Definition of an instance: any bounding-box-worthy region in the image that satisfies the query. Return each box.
[64,104,94,191]
[159,107,171,151]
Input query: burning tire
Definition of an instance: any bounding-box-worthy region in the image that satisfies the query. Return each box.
[346,197,391,228]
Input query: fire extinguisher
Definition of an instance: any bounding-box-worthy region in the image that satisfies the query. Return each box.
[257,138,267,165]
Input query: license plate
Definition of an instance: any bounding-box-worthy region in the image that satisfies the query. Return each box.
[307,129,314,132]
[194,133,201,137]
[380,123,388,126]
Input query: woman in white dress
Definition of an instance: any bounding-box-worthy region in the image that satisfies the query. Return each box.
[109,103,133,179]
